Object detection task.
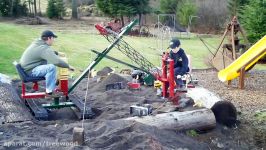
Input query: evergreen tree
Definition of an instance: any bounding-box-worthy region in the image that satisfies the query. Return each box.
[96,0,150,25]
[72,0,78,19]
[0,0,27,17]
[13,0,28,17]
[95,0,110,16]
[240,0,266,43]
[57,0,66,19]
[176,0,197,27]
[47,0,57,18]
[47,0,66,19]
[0,0,11,16]
[131,0,151,25]
[227,0,249,17]
[160,0,181,14]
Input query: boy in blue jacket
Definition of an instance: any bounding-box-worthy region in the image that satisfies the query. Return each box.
[169,38,189,88]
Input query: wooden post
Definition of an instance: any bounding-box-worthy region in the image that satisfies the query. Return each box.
[73,127,84,145]
[227,80,232,86]
[213,28,228,58]
[236,50,265,89]
[239,67,245,89]
[231,25,236,60]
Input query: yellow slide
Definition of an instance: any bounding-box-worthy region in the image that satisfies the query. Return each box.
[218,35,266,82]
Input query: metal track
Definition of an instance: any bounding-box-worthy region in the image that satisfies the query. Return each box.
[71,97,95,119]
[26,99,48,120]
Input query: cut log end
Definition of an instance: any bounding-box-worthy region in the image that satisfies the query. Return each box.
[211,101,237,127]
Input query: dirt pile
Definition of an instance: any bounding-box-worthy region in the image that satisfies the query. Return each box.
[90,73,128,92]
[96,67,114,76]
[83,119,209,149]
[0,83,32,123]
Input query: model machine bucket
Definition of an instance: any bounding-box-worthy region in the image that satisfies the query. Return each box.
[210,50,234,71]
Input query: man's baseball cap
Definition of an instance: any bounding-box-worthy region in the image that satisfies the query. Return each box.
[169,38,180,49]
[41,30,57,38]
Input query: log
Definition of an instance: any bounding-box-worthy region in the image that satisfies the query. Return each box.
[125,108,216,131]
[186,87,221,109]
[186,87,237,127]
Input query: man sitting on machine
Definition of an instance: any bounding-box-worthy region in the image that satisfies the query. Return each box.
[19,30,74,98]
[169,38,189,89]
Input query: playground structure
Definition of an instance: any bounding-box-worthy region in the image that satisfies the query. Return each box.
[197,16,266,89]
[210,16,249,71]
[218,35,266,89]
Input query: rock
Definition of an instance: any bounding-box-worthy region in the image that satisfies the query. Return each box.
[0,73,11,84]
[217,142,224,148]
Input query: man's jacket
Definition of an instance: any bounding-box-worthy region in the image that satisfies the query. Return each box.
[20,39,69,72]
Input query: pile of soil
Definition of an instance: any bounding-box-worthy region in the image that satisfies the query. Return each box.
[0,83,32,124]
[0,69,265,149]
[96,67,114,77]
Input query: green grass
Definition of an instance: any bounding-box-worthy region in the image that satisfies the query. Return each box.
[255,111,266,123]
[0,22,265,77]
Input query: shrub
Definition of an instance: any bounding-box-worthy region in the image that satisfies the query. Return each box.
[0,0,10,16]
[47,0,66,19]
[176,0,197,27]
[0,0,27,17]
[240,0,266,43]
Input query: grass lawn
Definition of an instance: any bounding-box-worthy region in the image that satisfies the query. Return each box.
[0,22,265,78]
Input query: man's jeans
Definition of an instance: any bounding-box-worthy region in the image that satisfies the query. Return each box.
[31,64,56,93]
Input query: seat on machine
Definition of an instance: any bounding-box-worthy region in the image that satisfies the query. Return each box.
[13,61,46,99]
[13,61,45,82]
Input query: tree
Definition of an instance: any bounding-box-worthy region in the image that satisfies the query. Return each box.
[227,0,249,17]
[0,0,10,16]
[57,0,66,18]
[95,0,110,15]
[33,0,37,16]
[160,0,181,14]
[47,0,57,18]
[26,0,33,15]
[47,0,66,19]
[0,0,27,17]
[240,0,266,43]
[72,0,78,19]
[95,0,151,25]
[13,0,28,17]
[131,0,151,25]
[176,0,197,27]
